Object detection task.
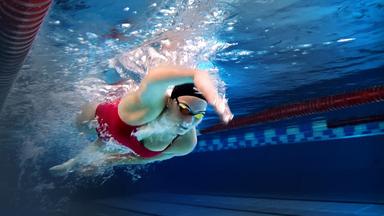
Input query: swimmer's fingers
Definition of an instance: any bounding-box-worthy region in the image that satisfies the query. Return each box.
[193,70,233,123]
[222,105,234,124]
[213,97,234,124]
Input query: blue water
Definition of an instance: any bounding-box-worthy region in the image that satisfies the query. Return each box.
[0,0,383,215]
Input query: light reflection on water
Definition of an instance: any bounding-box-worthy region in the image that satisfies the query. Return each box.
[0,0,383,214]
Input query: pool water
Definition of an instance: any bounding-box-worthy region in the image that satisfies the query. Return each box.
[0,0,383,215]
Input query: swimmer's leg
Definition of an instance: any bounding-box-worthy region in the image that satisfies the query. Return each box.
[49,158,77,176]
[75,102,98,135]
[49,139,105,176]
[76,102,98,126]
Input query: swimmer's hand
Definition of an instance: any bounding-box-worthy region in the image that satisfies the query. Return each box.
[213,97,234,124]
[194,71,233,124]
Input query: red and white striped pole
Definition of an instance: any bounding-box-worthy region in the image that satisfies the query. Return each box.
[0,0,52,110]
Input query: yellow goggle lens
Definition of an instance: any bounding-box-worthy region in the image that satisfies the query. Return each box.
[177,101,204,120]
[194,113,204,120]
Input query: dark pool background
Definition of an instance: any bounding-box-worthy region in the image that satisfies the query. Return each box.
[0,0,383,215]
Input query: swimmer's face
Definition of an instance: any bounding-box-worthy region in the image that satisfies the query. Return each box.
[166,95,208,134]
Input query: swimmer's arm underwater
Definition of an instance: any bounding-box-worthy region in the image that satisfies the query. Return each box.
[105,153,175,165]
[105,131,197,165]
[104,147,194,165]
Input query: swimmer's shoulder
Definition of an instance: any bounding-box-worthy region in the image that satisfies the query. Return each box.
[118,90,166,126]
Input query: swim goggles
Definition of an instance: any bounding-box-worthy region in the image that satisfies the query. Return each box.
[175,98,205,120]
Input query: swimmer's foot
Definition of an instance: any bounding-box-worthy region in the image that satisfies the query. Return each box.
[79,164,100,176]
[49,158,77,176]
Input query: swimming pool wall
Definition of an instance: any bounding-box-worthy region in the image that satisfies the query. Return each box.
[111,102,384,204]
[121,133,384,204]
[196,119,384,153]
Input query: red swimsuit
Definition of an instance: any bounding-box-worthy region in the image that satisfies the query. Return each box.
[95,99,171,158]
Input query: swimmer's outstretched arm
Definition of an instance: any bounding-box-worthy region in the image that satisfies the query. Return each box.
[119,65,233,125]
[104,152,175,165]
[104,146,194,165]
[104,131,196,165]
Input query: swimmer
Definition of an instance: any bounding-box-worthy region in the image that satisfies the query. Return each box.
[49,64,233,176]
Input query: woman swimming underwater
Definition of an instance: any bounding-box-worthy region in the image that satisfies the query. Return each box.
[50,64,233,175]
